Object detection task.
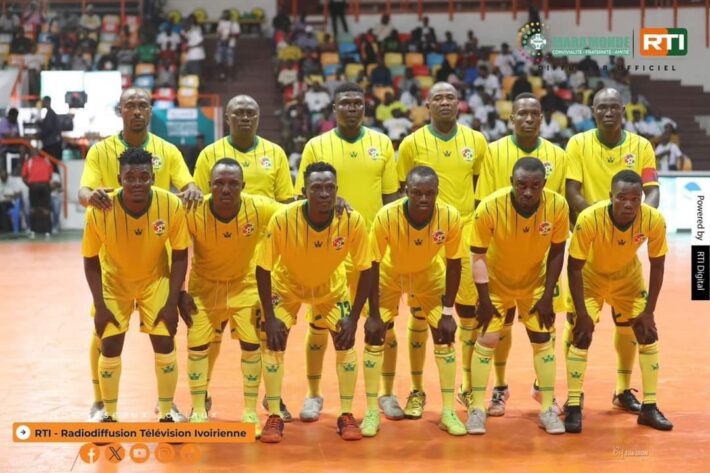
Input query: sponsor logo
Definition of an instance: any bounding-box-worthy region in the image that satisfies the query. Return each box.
[640,28,688,56]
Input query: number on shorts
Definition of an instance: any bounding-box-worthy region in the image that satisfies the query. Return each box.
[336,301,352,319]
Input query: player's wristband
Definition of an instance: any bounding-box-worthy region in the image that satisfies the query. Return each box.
[442,306,454,317]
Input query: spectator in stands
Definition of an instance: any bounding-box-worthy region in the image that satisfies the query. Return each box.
[77,30,98,55]
[329,0,349,38]
[435,59,457,84]
[0,108,21,167]
[304,82,332,114]
[400,84,422,109]
[625,110,653,139]
[183,133,204,174]
[296,25,319,50]
[370,56,392,86]
[399,68,420,94]
[655,130,686,171]
[157,18,180,51]
[79,4,101,35]
[155,56,177,88]
[567,92,594,132]
[355,69,369,89]
[272,6,291,35]
[625,91,647,122]
[541,85,567,113]
[645,109,674,137]
[317,107,337,133]
[577,50,600,76]
[116,38,136,66]
[50,170,61,234]
[10,27,32,54]
[473,65,500,99]
[383,29,403,53]
[39,97,62,163]
[383,108,412,144]
[542,56,567,86]
[24,43,43,95]
[463,30,478,56]
[290,13,308,41]
[511,72,533,99]
[320,33,337,53]
[216,9,240,81]
[21,1,42,35]
[359,33,377,65]
[0,169,22,232]
[609,56,629,84]
[0,9,19,33]
[441,31,458,54]
[277,59,298,88]
[539,109,561,142]
[495,42,516,77]
[288,136,305,182]
[287,102,311,139]
[374,14,393,43]
[324,72,346,97]
[481,111,507,141]
[302,48,323,76]
[182,15,205,77]
[411,16,436,45]
[136,39,158,64]
[375,91,408,125]
[21,148,53,237]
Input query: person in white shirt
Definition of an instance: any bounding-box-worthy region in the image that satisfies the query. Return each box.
[494,43,516,77]
[655,131,686,171]
[0,169,23,232]
[157,19,181,51]
[473,65,500,99]
[399,85,421,109]
[567,92,594,132]
[481,111,508,141]
[625,110,652,138]
[304,82,332,113]
[182,15,205,76]
[539,109,561,141]
[383,108,412,142]
[541,57,567,86]
[374,14,393,43]
[215,10,240,80]
[79,4,101,34]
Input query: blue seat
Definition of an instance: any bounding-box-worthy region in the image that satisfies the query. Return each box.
[464,67,479,85]
[426,53,445,69]
[323,64,340,76]
[338,42,358,57]
[134,75,155,90]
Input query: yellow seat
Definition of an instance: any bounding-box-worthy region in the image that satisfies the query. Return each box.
[496,100,513,121]
[384,52,403,68]
[552,111,568,129]
[417,76,434,90]
[502,75,517,99]
[177,88,198,108]
[0,44,10,56]
[446,52,459,67]
[179,74,200,89]
[306,74,324,85]
[488,52,498,67]
[405,52,424,67]
[135,63,155,76]
[345,63,364,81]
[277,45,302,61]
[528,75,543,91]
[373,86,395,102]
[320,52,340,68]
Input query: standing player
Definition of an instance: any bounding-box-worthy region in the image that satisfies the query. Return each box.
[79,87,201,422]
[474,92,567,416]
[366,166,467,437]
[565,88,660,414]
[178,159,281,437]
[294,83,399,422]
[82,148,190,422]
[396,81,488,420]
[565,171,672,433]
[192,94,295,419]
[256,162,373,443]
[466,158,568,434]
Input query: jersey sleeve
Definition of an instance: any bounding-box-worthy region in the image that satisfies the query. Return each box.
[193,147,212,193]
[444,208,466,259]
[81,209,102,257]
[380,136,399,194]
[470,201,494,250]
[369,210,389,263]
[348,213,373,271]
[168,199,191,250]
[568,210,595,261]
[294,140,315,195]
[396,135,415,183]
[647,210,668,258]
[640,139,659,187]
[551,195,570,244]
[565,135,583,184]
[167,145,194,191]
[273,147,296,202]
[256,213,281,271]
[79,143,104,189]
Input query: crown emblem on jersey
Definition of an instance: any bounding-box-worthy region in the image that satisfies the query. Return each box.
[414,238,423,246]
[349,151,358,158]
[242,160,250,168]
[432,230,446,244]
[538,222,552,235]
[443,150,452,157]
[461,147,474,162]
[271,294,281,306]
[241,223,255,236]
[309,344,322,351]
[265,365,279,373]
[607,156,615,164]
[189,372,202,381]
[332,236,346,250]
[388,339,398,348]
[570,371,582,379]
[100,371,113,379]
[364,360,376,368]
[134,228,143,236]
[411,341,423,349]
[314,240,323,248]
[542,354,555,363]
[343,362,357,372]
[478,356,491,364]
[223,232,232,238]
[623,153,636,167]
[151,154,163,170]
[544,161,553,177]
[260,157,273,170]
[523,226,530,233]
[367,147,379,159]
[152,219,166,236]
[444,355,456,364]
[245,374,258,382]
[161,364,175,374]
[633,233,647,244]
[617,239,626,245]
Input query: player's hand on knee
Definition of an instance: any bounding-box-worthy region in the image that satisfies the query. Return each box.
[178,290,197,328]
[335,316,358,350]
[631,310,657,344]
[94,304,119,338]
[265,317,288,351]
[476,299,500,335]
[364,314,386,345]
[531,294,555,330]
[436,315,457,344]
[154,303,179,337]
[334,196,352,218]
[89,188,114,210]
[572,311,595,348]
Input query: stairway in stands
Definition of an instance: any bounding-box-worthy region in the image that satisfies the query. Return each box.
[632,75,710,170]
[202,37,282,144]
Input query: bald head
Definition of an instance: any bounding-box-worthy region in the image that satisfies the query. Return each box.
[429,81,457,98]
[592,88,622,107]
[120,88,152,105]
[226,95,260,114]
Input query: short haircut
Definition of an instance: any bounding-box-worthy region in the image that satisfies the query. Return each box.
[333,82,364,102]
[7,107,18,116]
[119,147,153,169]
[407,165,439,185]
[611,170,642,188]
[512,156,546,177]
[513,92,537,104]
[212,157,243,175]
[304,161,337,184]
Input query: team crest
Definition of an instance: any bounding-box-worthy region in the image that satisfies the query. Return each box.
[367,147,380,159]
[241,223,255,236]
[633,233,647,244]
[432,230,446,244]
[544,161,553,177]
[151,155,163,170]
[623,154,636,167]
[271,294,281,306]
[260,157,273,170]
[461,147,474,162]
[538,222,552,235]
[332,236,346,250]
[152,219,166,236]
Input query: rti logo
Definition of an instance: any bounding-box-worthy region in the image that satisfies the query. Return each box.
[640,28,688,56]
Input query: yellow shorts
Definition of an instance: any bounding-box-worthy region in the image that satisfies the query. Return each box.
[379,263,445,329]
[553,277,566,314]
[343,254,369,317]
[187,273,260,346]
[475,281,553,334]
[92,275,171,339]
[566,262,647,326]
[457,219,478,307]
[272,275,351,332]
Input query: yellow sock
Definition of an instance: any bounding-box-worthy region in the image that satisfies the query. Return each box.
[98,355,121,418]
[380,327,397,396]
[305,325,328,397]
[614,325,637,394]
[241,349,262,412]
[532,341,556,411]
[470,342,495,410]
[207,339,222,385]
[335,348,358,414]
[638,341,659,405]
[262,349,285,416]
[408,313,429,392]
[459,317,476,392]
[363,344,384,410]
[155,350,178,418]
[566,346,588,407]
[493,323,513,389]
[90,334,102,403]
[188,348,208,416]
[434,344,456,411]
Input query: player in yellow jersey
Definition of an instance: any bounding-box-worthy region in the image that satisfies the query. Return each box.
[79,88,201,422]
[565,88,660,415]
[564,170,672,433]
[294,83,399,422]
[475,92,566,416]
[82,148,190,422]
[177,159,281,436]
[396,82,488,419]
[193,95,295,202]
[256,162,373,443]
[467,158,568,435]
[365,166,467,437]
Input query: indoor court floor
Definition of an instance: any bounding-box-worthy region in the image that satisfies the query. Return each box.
[1,234,708,472]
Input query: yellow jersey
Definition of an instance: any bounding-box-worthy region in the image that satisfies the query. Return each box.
[371,198,466,274]
[295,127,398,227]
[256,201,371,297]
[187,193,281,281]
[569,201,667,276]
[566,129,658,203]
[80,133,193,191]
[476,135,567,200]
[471,187,569,289]
[82,187,190,282]
[397,124,488,222]
[193,136,295,202]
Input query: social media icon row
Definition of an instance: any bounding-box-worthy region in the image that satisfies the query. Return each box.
[79,443,201,463]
